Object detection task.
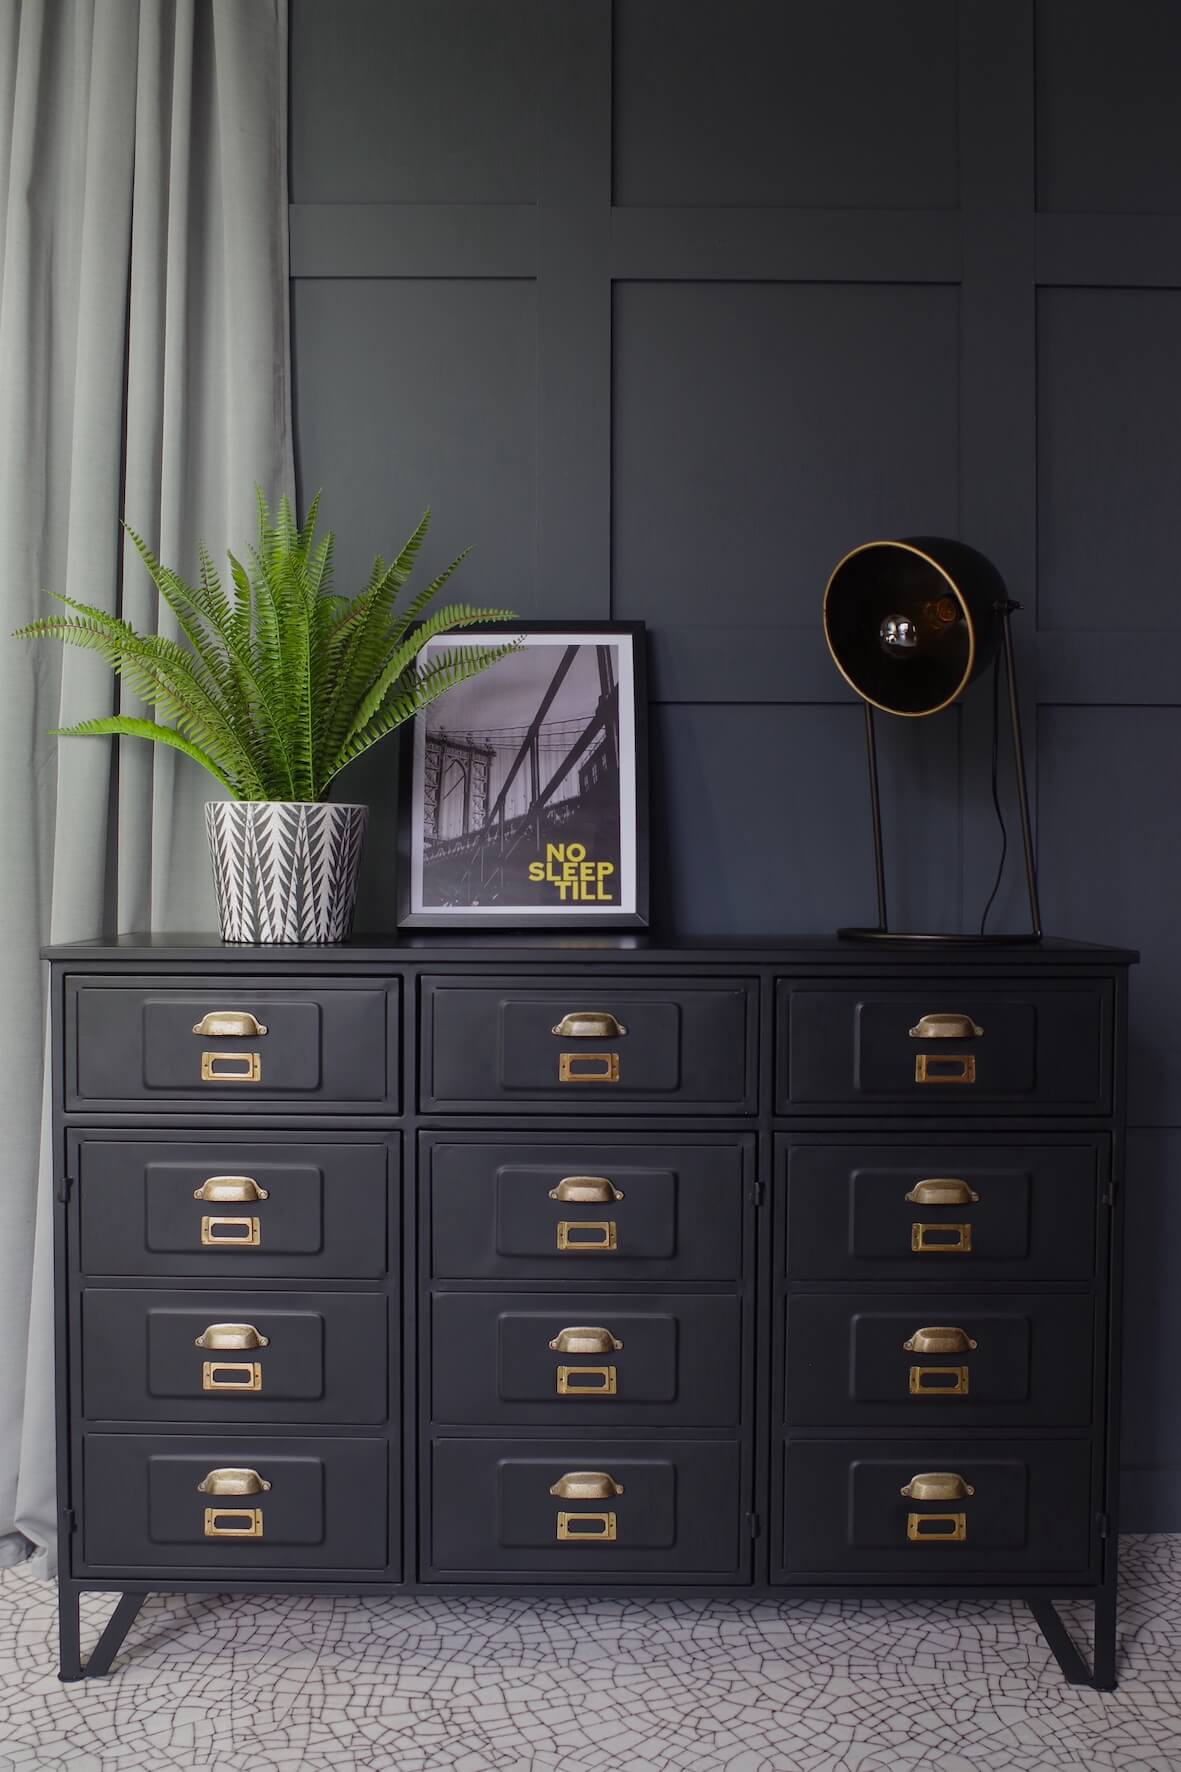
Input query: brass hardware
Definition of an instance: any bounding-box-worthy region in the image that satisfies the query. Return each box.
[200,1215,261,1247]
[909,1013,983,1040]
[558,1052,620,1083]
[556,1511,616,1541]
[548,1326,623,1354]
[915,1053,976,1085]
[902,1326,977,1354]
[550,1011,628,1038]
[909,1364,969,1396]
[194,1323,270,1350]
[192,1010,269,1038]
[911,1221,972,1253]
[202,1360,263,1392]
[900,1472,975,1501]
[548,1471,624,1499]
[193,1175,269,1203]
[907,1511,966,1542]
[204,1507,263,1538]
[904,1178,979,1206]
[556,1364,618,1395]
[548,1176,623,1204]
[197,1468,271,1496]
[556,1219,617,1252]
[200,1051,262,1083]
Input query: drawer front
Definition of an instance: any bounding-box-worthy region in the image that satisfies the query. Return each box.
[426,1135,748,1281]
[80,1435,392,1572]
[431,1294,742,1427]
[777,981,1111,1112]
[428,1437,744,1578]
[422,978,756,1112]
[68,979,394,1107]
[781,1139,1101,1281]
[784,1293,1094,1428]
[74,1136,392,1279]
[778,1439,1094,1577]
[81,1290,389,1424]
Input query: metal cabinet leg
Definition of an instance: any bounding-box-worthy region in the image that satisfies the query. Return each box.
[57,1579,83,1683]
[1029,1596,1118,1691]
[59,1585,146,1680]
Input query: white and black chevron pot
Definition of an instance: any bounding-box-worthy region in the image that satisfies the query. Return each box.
[205,801,369,944]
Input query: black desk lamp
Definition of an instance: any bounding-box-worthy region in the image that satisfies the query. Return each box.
[822,536,1041,943]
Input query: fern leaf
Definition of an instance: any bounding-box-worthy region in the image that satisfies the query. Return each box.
[51,716,236,794]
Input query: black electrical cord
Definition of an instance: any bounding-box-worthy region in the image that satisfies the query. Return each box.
[979,653,1009,935]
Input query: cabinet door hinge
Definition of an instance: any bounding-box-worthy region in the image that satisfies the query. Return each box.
[1101,1181,1117,1207]
[56,1175,73,1205]
[1096,1511,1110,1540]
[61,1508,76,1536]
[747,1511,761,1539]
[751,1181,765,1208]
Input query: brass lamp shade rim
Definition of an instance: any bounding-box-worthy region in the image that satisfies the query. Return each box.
[821,538,979,719]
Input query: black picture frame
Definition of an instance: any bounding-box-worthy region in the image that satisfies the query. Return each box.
[397,621,649,929]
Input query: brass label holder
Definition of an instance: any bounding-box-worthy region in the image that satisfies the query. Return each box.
[203,1506,263,1538]
[200,1051,262,1084]
[909,1364,969,1397]
[556,1510,617,1542]
[200,1215,261,1248]
[556,1364,617,1396]
[202,1360,263,1392]
[911,1221,972,1254]
[907,1511,967,1542]
[556,1220,617,1252]
[558,1052,620,1083]
[915,1053,976,1085]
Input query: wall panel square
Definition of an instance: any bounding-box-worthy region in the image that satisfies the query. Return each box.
[290,0,540,203]
[1037,0,1181,214]
[293,279,538,612]
[1038,288,1181,632]
[613,281,960,633]
[1038,705,1175,1126]
[613,0,956,209]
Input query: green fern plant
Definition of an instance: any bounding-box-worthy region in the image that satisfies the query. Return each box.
[13,491,516,801]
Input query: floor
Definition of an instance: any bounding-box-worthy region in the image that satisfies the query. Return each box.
[0,1541,1179,1772]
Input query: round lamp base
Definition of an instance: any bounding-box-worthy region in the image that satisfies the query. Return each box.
[837,927,1043,944]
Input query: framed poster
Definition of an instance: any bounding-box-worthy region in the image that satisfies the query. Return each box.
[398,622,648,928]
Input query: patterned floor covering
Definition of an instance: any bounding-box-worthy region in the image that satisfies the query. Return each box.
[0,1539,1178,1771]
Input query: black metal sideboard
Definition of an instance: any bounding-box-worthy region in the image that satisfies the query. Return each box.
[44,933,1134,1687]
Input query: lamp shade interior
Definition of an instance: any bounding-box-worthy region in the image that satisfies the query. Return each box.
[823,538,1003,717]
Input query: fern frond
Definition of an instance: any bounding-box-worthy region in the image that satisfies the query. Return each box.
[51,716,236,794]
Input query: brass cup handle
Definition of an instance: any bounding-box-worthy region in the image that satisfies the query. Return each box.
[194,1322,270,1350]
[193,1175,269,1203]
[550,1011,628,1038]
[192,1010,269,1038]
[904,1178,980,1206]
[900,1471,975,1501]
[548,1175,624,1203]
[909,1013,983,1040]
[549,1470,624,1499]
[197,1467,271,1496]
[902,1326,977,1354]
[548,1326,623,1354]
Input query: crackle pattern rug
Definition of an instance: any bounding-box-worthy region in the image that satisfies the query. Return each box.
[0,1538,1178,1771]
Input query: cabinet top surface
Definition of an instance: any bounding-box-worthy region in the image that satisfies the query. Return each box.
[44,931,1137,966]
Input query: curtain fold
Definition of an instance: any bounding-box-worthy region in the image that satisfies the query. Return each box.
[0,0,292,1572]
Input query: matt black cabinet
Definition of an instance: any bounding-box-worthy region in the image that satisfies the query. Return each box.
[46,934,1132,1688]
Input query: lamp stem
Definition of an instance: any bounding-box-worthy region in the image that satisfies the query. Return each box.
[999,603,1043,940]
[863,701,889,932]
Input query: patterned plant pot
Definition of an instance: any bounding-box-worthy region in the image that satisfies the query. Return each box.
[205,801,369,944]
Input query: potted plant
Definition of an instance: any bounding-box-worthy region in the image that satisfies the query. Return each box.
[14,492,514,942]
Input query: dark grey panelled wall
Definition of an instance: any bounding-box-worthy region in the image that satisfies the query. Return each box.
[289,1,1181,1526]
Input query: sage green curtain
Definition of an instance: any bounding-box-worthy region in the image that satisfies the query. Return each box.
[0,0,293,1572]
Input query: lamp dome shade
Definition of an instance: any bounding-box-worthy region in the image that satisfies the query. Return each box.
[822,536,1007,717]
